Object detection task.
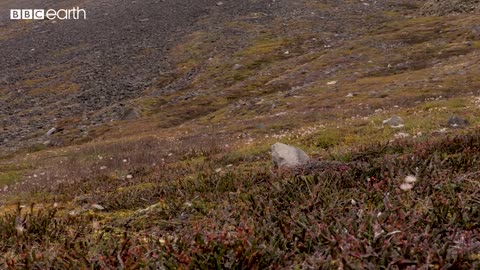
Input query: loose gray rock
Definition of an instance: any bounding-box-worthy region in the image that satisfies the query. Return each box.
[91,204,105,210]
[394,132,410,139]
[271,142,310,168]
[46,127,56,136]
[233,63,244,70]
[448,115,468,128]
[383,116,404,128]
[121,108,141,121]
[472,25,480,39]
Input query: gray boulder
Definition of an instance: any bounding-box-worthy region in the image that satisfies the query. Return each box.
[271,142,309,168]
[448,115,468,128]
[383,116,404,128]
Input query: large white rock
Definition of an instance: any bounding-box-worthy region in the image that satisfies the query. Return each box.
[271,142,310,168]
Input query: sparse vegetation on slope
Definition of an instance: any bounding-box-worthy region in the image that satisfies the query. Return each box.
[2,0,480,268]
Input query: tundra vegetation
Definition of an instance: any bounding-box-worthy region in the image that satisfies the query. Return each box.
[1,0,480,268]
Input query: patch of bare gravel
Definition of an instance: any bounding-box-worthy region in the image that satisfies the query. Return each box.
[0,0,277,151]
[420,0,480,15]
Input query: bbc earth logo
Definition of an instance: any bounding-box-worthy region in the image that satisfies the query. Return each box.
[10,7,86,20]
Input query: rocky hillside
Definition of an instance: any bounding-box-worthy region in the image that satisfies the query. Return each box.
[1,0,480,268]
[421,0,480,15]
[0,0,279,151]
